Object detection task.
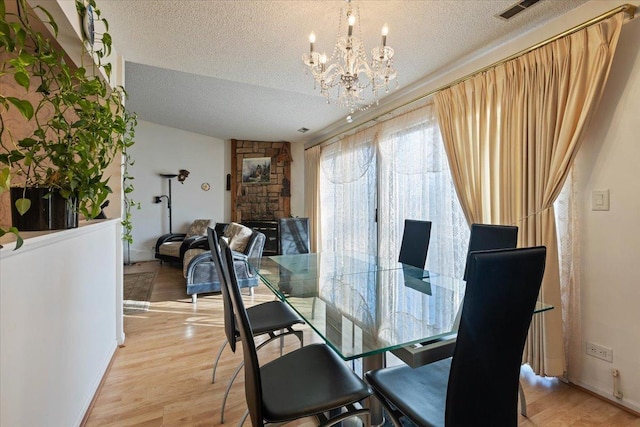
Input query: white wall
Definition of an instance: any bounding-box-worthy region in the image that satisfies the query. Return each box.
[127,120,306,262]
[127,121,228,261]
[0,220,121,427]
[571,15,640,412]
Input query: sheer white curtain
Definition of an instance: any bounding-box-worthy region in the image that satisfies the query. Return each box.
[318,103,468,275]
[319,128,377,253]
[377,104,469,277]
[554,167,581,379]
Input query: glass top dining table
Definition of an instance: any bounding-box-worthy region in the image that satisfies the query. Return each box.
[249,251,553,425]
[249,251,467,361]
[249,251,553,361]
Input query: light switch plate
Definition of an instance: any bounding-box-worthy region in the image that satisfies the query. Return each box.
[592,189,610,211]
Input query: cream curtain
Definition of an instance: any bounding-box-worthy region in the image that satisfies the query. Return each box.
[304,145,322,252]
[435,14,623,376]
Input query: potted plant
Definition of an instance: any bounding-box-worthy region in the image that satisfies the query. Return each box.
[0,0,137,243]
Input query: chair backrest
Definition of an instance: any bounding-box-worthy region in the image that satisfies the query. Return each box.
[186,219,214,238]
[278,218,310,254]
[398,219,432,269]
[219,239,265,427]
[445,246,546,426]
[214,222,229,238]
[207,227,238,352]
[462,223,518,281]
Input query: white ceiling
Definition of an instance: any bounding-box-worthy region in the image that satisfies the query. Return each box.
[95,0,589,144]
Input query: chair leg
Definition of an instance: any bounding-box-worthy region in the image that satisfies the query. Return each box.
[280,328,304,355]
[519,379,528,417]
[238,409,249,427]
[212,339,229,383]
[368,390,403,427]
[295,329,304,347]
[221,360,245,423]
[192,293,197,304]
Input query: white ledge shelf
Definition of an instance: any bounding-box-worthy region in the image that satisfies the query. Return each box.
[0,219,120,256]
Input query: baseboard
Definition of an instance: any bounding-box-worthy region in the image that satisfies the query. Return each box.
[571,380,640,416]
[78,343,119,427]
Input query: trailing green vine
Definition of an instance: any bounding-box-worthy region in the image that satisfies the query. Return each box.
[0,0,138,248]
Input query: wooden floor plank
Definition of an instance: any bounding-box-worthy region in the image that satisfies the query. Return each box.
[84,261,640,426]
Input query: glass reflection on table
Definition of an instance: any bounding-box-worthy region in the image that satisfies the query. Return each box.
[250,252,466,360]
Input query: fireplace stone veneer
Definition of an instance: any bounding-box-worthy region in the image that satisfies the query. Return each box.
[231,139,291,223]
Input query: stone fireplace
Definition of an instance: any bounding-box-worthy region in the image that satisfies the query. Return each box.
[231,139,292,223]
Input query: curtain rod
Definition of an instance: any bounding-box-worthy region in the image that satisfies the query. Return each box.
[307,3,636,150]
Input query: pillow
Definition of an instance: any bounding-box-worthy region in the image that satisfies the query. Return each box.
[225,222,253,253]
[186,219,213,238]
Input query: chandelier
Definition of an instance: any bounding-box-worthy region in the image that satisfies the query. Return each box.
[302,0,398,113]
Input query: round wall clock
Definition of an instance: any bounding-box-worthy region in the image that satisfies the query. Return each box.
[201,182,211,191]
[82,4,95,47]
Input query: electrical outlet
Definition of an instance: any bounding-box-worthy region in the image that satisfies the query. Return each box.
[585,341,613,362]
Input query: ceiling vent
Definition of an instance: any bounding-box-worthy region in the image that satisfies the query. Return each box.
[497,0,541,20]
[297,127,309,133]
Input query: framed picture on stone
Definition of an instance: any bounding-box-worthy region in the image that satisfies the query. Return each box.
[242,157,271,184]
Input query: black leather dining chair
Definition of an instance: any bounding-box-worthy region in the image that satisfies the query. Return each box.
[462,223,519,281]
[394,223,520,365]
[217,238,372,427]
[398,219,432,269]
[366,246,546,427]
[278,217,310,254]
[207,228,305,423]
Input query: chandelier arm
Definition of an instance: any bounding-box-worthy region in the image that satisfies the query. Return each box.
[302,0,397,112]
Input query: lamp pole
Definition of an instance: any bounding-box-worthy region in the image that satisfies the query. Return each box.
[159,173,178,233]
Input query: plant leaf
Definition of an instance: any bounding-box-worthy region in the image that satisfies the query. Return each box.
[34,6,58,36]
[14,71,30,90]
[0,167,10,194]
[6,227,23,250]
[7,97,34,119]
[15,198,31,215]
[17,137,37,148]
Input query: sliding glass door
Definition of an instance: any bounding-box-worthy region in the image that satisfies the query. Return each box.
[319,103,469,277]
[319,131,377,254]
[377,105,469,277]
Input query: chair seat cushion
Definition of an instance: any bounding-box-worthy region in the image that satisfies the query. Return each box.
[183,248,207,277]
[365,358,451,427]
[158,241,181,258]
[247,301,304,335]
[260,343,371,423]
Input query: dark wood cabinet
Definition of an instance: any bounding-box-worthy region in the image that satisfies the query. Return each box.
[242,220,279,256]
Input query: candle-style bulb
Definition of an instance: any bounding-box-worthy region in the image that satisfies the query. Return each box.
[381,24,388,47]
[309,32,316,53]
[347,13,355,36]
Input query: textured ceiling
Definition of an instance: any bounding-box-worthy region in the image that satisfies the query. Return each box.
[95,0,590,143]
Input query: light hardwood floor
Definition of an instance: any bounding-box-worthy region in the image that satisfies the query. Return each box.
[84,261,640,427]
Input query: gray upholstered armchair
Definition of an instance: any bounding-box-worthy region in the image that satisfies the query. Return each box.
[184,223,265,303]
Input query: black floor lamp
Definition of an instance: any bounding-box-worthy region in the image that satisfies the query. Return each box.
[154,173,178,233]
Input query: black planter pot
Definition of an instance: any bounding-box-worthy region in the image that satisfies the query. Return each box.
[10,187,78,231]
